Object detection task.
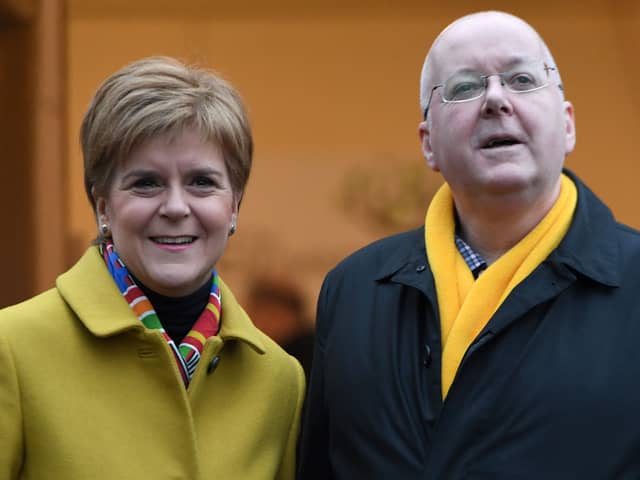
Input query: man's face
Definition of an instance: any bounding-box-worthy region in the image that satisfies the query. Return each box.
[419,14,576,207]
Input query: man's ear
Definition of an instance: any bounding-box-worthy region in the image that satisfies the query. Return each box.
[418,120,439,172]
[563,100,576,155]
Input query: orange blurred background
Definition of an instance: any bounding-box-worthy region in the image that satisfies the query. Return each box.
[1,0,638,319]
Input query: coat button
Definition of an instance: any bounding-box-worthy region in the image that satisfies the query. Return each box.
[423,344,432,367]
[416,265,426,273]
[207,356,220,375]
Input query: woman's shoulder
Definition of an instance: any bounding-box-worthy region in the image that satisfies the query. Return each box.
[255,327,305,372]
[218,281,305,391]
[0,247,105,340]
[0,288,68,338]
[247,328,306,408]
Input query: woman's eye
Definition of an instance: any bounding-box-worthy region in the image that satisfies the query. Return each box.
[131,178,160,190]
[192,176,216,187]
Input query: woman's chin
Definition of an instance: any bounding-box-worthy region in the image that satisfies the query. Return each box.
[143,271,210,297]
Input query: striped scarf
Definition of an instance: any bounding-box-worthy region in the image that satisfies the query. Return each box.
[101,242,221,387]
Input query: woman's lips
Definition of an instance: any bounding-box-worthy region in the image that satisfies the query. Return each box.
[150,236,197,251]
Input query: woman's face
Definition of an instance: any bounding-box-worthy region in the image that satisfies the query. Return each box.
[96,129,238,297]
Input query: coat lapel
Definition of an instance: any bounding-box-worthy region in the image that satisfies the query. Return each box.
[217,279,266,354]
[467,171,622,356]
[56,247,142,337]
[374,227,438,305]
[56,246,266,354]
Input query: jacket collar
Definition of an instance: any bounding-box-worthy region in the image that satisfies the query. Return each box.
[374,228,426,280]
[57,247,266,353]
[374,228,436,300]
[372,169,621,292]
[549,169,621,288]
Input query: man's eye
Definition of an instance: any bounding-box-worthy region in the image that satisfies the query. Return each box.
[447,81,483,100]
[507,73,537,90]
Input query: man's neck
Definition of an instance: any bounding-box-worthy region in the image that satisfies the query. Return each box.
[454,184,561,265]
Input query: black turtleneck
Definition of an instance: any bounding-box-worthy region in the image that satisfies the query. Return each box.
[133,275,213,345]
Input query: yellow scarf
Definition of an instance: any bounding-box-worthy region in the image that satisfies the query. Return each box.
[425,174,577,399]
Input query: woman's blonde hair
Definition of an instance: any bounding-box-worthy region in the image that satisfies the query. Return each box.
[81,56,253,212]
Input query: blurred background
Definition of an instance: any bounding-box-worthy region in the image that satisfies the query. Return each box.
[1,1,638,345]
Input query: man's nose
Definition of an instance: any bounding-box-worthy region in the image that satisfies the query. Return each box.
[480,75,514,117]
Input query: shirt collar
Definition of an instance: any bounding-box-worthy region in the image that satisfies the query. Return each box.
[454,234,488,279]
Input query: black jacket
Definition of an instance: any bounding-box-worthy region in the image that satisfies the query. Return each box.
[298,172,640,479]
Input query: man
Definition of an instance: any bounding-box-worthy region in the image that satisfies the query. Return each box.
[298,11,640,479]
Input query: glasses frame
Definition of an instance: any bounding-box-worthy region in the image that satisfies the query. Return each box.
[422,62,559,120]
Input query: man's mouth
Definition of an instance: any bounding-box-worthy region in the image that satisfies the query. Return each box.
[482,136,521,149]
[151,236,197,245]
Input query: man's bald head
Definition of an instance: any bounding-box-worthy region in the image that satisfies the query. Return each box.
[419,11,563,116]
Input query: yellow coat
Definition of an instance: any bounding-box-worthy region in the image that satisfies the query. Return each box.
[0,247,305,479]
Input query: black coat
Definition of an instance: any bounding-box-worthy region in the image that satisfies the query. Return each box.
[298,172,640,479]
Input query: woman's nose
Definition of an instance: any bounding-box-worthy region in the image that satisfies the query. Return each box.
[159,187,190,218]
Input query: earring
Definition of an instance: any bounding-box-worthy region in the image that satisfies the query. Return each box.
[228,222,236,236]
[100,223,110,236]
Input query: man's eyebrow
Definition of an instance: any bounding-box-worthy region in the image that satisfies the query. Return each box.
[449,56,537,76]
[502,55,537,68]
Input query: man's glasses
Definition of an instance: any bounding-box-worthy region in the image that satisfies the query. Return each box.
[422,61,558,120]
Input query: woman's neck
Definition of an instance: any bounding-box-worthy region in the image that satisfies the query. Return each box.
[134,275,212,344]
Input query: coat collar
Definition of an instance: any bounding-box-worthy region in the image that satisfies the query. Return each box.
[549,169,621,288]
[372,169,621,292]
[374,228,427,282]
[217,277,266,354]
[373,228,436,300]
[56,247,266,353]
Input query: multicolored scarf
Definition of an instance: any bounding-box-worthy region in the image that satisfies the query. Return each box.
[101,241,221,387]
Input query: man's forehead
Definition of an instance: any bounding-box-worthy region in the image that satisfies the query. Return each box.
[430,13,544,76]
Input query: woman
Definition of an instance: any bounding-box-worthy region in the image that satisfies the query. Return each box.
[0,57,305,479]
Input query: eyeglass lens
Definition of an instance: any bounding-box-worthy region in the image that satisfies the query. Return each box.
[442,62,551,102]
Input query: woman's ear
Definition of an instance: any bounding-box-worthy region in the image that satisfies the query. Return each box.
[93,188,107,218]
[93,188,111,229]
[93,195,112,238]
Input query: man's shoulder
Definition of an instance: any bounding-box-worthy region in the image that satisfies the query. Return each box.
[315,227,425,338]
[328,227,424,281]
[612,221,640,264]
[614,221,640,241]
